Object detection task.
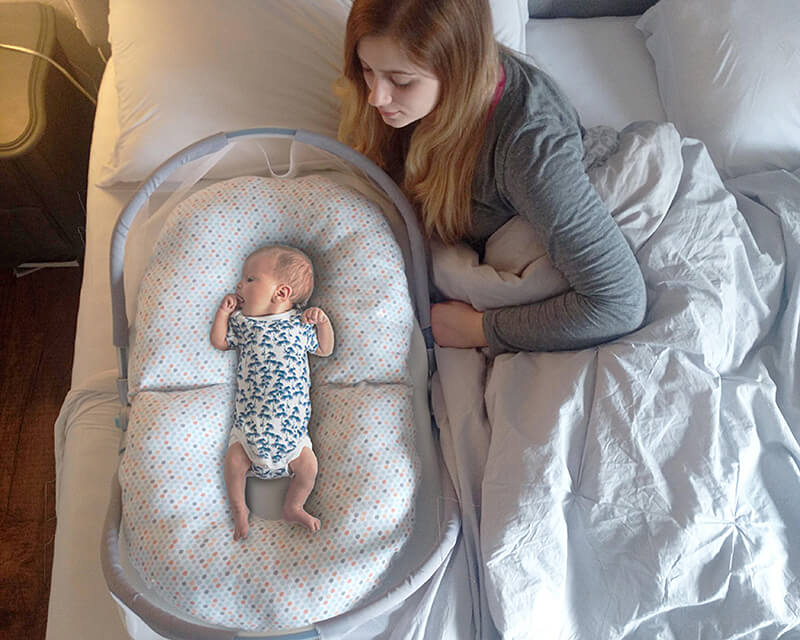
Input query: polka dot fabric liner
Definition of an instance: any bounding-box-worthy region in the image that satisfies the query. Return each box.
[128,174,414,396]
[119,382,420,630]
[118,174,422,630]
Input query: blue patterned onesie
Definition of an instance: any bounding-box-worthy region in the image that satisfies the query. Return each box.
[226,309,320,478]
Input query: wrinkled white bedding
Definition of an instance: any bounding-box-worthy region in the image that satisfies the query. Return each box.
[431,122,800,638]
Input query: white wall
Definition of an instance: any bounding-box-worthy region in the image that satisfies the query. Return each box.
[1,0,105,101]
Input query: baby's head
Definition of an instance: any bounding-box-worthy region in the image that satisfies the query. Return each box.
[236,245,314,316]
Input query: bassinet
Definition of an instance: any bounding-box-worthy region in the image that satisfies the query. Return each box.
[100,128,460,639]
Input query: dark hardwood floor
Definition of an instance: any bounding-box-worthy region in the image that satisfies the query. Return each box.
[0,265,82,639]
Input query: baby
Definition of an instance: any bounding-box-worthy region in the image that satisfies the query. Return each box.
[210,244,334,539]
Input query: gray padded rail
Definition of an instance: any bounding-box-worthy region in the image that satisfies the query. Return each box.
[109,132,229,351]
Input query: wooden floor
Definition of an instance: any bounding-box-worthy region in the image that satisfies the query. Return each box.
[0,265,82,639]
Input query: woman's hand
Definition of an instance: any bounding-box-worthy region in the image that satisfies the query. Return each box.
[431,300,488,348]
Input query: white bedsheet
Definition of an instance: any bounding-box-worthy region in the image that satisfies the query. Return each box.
[47,60,131,640]
[432,124,800,638]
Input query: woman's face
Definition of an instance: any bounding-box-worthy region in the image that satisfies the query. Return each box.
[357,35,441,128]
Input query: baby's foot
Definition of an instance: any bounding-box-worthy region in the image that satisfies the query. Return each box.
[283,505,321,532]
[231,503,250,541]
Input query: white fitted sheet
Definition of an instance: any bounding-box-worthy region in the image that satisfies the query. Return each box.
[47,60,130,640]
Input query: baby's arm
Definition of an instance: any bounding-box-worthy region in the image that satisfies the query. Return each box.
[210,294,237,350]
[302,307,334,357]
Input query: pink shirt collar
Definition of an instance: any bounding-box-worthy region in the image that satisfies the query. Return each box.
[487,62,507,122]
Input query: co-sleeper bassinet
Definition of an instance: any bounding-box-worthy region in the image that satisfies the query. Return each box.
[100,128,460,640]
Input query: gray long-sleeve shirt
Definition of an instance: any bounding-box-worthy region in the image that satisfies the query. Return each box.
[471,51,646,355]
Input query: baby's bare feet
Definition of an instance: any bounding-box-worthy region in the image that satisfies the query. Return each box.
[231,503,250,541]
[283,505,321,532]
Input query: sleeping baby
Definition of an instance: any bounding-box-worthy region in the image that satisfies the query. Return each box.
[210,244,334,539]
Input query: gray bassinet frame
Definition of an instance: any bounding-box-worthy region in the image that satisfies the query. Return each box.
[100,128,458,640]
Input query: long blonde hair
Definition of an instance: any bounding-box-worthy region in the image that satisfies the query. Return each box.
[336,0,500,244]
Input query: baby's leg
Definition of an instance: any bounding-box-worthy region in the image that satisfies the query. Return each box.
[224,443,251,540]
[284,447,321,532]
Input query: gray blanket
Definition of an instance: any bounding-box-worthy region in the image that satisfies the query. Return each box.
[431,122,800,638]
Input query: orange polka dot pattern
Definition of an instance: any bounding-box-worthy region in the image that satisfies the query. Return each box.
[129,174,414,396]
[118,175,421,630]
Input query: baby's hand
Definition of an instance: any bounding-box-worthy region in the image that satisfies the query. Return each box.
[302,307,328,326]
[219,294,238,315]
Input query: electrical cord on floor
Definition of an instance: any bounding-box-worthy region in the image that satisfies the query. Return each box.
[0,42,97,105]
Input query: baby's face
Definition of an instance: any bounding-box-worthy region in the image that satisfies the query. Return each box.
[235,253,286,316]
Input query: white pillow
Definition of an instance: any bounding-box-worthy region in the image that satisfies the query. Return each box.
[100,0,528,187]
[525,16,667,130]
[637,0,800,179]
[493,0,529,54]
[101,0,349,186]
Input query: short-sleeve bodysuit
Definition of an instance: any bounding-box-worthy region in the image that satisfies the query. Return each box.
[226,309,319,479]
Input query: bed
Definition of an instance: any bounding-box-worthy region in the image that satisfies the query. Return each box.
[47,1,800,638]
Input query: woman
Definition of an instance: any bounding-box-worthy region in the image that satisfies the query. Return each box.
[337,0,646,355]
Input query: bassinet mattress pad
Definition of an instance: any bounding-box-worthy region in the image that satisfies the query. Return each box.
[118,174,421,630]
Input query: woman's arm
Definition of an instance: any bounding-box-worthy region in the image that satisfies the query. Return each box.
[483,121,646,355]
